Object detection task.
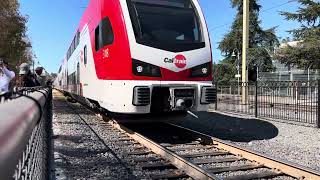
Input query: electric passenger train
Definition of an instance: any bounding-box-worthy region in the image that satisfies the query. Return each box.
[54,0,216,118]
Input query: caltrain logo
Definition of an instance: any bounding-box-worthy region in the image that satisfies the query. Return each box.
[164,54,187,68]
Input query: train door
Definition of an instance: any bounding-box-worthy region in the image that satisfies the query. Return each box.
[81,45,87,96]
[93,16,114,78]
[76,62,80,95]
[66,69,69,91]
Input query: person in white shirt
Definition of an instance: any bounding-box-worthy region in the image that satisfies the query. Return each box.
[0,58,16,97]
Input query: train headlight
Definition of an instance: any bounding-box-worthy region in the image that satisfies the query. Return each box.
[202,68,208,74]
[190,62,211,77]
[136,66,143,73]
[133,59,161,77]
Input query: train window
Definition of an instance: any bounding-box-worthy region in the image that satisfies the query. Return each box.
[74,36,76,50]
[127,0,205,52]
[67,31,80,61]
[76,31,80,46]
[77,63,80,84]
[95,16,114,51]
[131,0,190,8]
[71,41,74,55]
[72,37,75,52]
[66,70,69,85]
[84,45,87,65]
[68,47,71,59]
[68,72,76,85]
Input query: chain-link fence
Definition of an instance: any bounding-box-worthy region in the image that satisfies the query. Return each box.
[215,81,319,127]
[0,88,52,180]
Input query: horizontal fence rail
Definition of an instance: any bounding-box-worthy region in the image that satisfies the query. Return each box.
[0,88,52,180]
[215,81,319,127]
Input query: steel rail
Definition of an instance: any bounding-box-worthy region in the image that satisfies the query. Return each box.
[169,123,320,180]
[0,89,50,180]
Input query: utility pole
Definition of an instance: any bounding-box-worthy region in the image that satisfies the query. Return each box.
[242,0,249,104]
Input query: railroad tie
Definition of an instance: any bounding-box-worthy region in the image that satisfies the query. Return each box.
[168,145,215,151]
[207,164,264,174]
[161,141,200,147]
[225,171,283,180]
[181,151,229,158]
[140,162,175,170]
[192,157,241,164]
[114,141,139,146]
[114,138,134,142]
[132,156,162,163]
[149,170,188,179]
[127,150,151,155]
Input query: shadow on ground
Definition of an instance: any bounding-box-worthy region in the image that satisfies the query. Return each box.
[175,112,279,142]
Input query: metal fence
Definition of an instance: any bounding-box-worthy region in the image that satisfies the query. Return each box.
[215,81,319,127]
[0,88,52,180]
[259,70,319,82]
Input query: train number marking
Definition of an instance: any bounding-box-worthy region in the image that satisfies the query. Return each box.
[103,48,109,58]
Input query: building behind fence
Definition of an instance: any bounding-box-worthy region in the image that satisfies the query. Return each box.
[215,81,319,127]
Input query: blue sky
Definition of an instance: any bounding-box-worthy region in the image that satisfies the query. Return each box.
[19,0,300,73]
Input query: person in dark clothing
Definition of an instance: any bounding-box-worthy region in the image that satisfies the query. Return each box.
[21,71,37,87]
[35,67,46,87]
[46,79,53,87]
[18,63,36,87]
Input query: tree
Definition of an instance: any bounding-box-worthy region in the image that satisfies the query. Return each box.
[218,0,279,82]
[276,0,320,69]
[0,0,33,71]
[213,63,237,83]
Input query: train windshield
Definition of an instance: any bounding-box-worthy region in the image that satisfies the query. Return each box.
[127,0,205,52]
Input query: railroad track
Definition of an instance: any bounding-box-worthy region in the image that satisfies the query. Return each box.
[110,122,320,180]
[58,91,320,180]
[62,94,192,179]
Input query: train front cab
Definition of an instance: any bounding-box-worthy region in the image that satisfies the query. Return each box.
[93,0,216,115]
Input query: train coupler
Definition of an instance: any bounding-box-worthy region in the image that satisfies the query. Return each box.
[169,87,195,111]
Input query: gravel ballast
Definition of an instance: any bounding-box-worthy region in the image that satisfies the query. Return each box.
[174,111,320,172]
[52,93,136,179]
[52,92,186,179]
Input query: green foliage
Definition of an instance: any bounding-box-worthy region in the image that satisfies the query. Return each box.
[217,0,279,82]
[0,0,33,71]
[276,0,320,69]
[213,63,237,84]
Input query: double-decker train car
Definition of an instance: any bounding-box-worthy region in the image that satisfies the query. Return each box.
[55,0,216,117]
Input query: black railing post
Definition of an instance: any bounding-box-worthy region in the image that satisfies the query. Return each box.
[47,88,54,180]
[215,81,218,111]
[317,80,320,128]
[255,80,258,118]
